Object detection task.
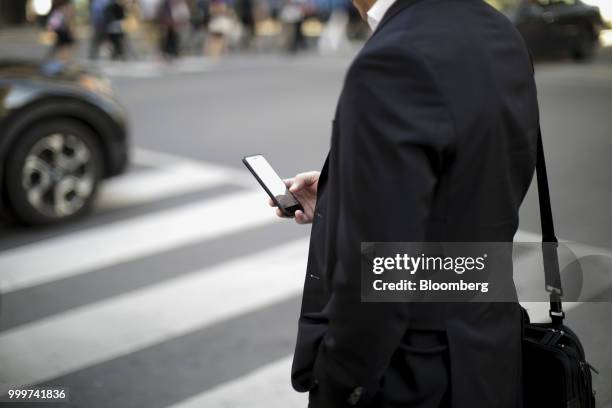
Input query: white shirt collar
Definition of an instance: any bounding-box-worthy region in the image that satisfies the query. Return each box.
[366,0,398,31]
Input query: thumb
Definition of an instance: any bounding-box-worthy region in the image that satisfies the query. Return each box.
[289,178,303,192]
[290,172,317,192]
[283,178,294,189]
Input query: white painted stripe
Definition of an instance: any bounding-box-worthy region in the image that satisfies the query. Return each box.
[520,302,583,323]
[0,239,308,394]
[514,229,612,322]
[0,189,279,294]
[161,238,599,408]
[94,58,216,79]
[167,356,307,408]
[513,229,542,242]
[132,148,253,187]
[95,162,234,210]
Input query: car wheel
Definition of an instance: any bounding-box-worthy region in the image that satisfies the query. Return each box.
[5,119,102,225]
[573,26,597,62]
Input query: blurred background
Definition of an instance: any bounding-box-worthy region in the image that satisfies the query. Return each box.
[0,0,611,407]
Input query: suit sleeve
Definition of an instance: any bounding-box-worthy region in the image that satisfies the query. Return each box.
[310,36,456,407]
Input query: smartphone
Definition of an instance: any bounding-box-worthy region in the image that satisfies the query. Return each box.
[242,154,304,217]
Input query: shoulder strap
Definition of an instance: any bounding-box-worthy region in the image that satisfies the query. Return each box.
[535,125,565,325]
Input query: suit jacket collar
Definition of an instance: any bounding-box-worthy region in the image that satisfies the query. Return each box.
[367,0,398,31]
[368,0,422,40]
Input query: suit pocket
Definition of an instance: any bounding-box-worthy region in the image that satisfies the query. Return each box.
[302,266,327,311]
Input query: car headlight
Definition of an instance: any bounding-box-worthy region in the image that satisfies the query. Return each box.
[79,74,113,96]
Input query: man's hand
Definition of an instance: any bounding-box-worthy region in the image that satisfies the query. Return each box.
[268,171,320,224]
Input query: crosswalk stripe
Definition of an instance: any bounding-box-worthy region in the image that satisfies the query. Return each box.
[168,308,593,408]
[167,356,307,408]
[91,57,216,79]
[131,148,254,187]
[164,305,588,408]
[165,236,604,408]
[0,226,608,398]
[514,229,612,322]
[0,238,308,394]
[0,189,278,294]
[95,161,237,211]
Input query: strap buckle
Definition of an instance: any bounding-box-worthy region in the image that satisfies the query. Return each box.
[549,310,565,325]
[549,310,565,318]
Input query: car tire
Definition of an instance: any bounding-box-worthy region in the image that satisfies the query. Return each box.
[573,26,597,62]
[5,119,102,225]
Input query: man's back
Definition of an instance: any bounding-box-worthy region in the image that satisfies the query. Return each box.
[292,0,539,406]
[351,0,538,242]
[394,0,538,241]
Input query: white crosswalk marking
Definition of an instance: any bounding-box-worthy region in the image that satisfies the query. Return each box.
[130,148,253,186]
[0,189,278,294]
[1,137,610,408]
[159,231,609,408]
[96,161,235,210]
[166,356,307,408]
[90,57,217,79]
[96,147,253,211]
[0,239,308,394]
[513,229,612,321]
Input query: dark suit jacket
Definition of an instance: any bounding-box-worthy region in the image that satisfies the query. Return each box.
[291,0,540,406]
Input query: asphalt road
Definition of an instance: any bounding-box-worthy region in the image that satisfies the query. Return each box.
[0,47,611,407]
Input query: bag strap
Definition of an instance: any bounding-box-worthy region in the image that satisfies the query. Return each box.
[535,125,565,325]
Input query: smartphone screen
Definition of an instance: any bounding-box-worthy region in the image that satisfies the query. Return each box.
[243,155,302,214]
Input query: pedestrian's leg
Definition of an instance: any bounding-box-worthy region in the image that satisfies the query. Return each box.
[168,28,179,57]
[290,21,300,53]
[117,34,126,60]
[109,34,124,60]
[46,42,58,60]
[159,28,167,57]
[296,18,306,50]
[89,30,101,60]
[109,34,117,60]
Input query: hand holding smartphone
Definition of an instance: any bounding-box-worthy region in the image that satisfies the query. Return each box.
[242,154,304,217]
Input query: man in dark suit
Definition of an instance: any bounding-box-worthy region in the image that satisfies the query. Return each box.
[270,0,539,406]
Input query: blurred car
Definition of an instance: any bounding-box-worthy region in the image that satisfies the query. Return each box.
[499,0,605,61]
[0,60,128,225]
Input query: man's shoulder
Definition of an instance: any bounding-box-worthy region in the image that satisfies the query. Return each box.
[387,0,515,31]
[356,0,531,90]
[369,0,523,57]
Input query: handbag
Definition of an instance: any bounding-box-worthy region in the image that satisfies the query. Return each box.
[522,126,597,408]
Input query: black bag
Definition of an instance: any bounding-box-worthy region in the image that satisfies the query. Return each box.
[522,127,597,408]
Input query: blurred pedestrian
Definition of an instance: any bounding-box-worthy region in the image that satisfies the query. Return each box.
[268,0,282,20]
[235,0,255,49]
[90,0,110,60]
[280,0,307,53]
[186,0,211,55]
[105,0,127,60]
[157,0,190,60]
[207,0,235,58]
[47,0,77,62]
[138,0,163,55]
[317,2,349,55]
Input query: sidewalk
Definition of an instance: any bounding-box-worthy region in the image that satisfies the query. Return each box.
[0,24,155,61]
